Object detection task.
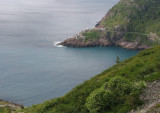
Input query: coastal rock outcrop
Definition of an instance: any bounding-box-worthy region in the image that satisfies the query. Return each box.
[59,29,151,50]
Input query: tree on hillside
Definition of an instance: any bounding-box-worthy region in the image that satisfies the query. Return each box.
[116,56,120,64]
[116,56,120,70]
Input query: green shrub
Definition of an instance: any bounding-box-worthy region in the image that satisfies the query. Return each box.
[0,107,11,113]
[144,72,160,82]
[108,76,132,96]
[139,64,156,75]
[139,51,154,57]
[130,81,146,96]
[83,30,100,41]
[85,78,146,113]
[85,88,115,113]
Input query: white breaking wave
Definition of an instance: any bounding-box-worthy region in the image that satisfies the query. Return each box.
[53,41,64,47]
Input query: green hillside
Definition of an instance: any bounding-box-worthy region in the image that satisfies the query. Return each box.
[18,44,160,113]
[99,0,160,34]
[95,0,160,46]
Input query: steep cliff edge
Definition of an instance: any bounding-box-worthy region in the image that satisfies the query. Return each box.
[59,0,160,49]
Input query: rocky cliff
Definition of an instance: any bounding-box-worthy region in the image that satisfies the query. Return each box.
[59,28,151,49]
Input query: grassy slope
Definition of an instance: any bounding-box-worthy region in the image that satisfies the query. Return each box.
[0,107,11,113]
[19,45,160,113]
[101,0,160,35]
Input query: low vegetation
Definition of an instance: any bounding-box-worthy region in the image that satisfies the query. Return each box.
[82,29,101,41]
[0,107,11,113]
[85,76,146,113]
[101,0,160,35]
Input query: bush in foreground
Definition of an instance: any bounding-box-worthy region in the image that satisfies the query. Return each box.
[86,76,146,113]
[85,88,115,113]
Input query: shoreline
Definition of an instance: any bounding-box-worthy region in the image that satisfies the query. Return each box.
[58,28,151,50]
[0,99,23,110]
[58,43,148,50]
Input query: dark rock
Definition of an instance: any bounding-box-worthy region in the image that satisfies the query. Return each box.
[59,29,150,50]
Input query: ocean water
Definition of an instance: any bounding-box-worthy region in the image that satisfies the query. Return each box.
[0,0,138,106]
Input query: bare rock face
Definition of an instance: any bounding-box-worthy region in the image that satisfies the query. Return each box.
[60,38,112,47]
[116,41,149,49]
[99,38,113,46]
[116,41,138,49]
[130,81,160,113]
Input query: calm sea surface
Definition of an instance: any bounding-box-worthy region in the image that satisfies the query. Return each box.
[0,0,138,106]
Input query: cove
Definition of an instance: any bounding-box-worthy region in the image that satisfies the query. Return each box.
[0,46,138,106]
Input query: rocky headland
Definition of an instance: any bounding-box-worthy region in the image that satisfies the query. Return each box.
[59,28,152,50]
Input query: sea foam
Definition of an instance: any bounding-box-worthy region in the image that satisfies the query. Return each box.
[53,41,64,47]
